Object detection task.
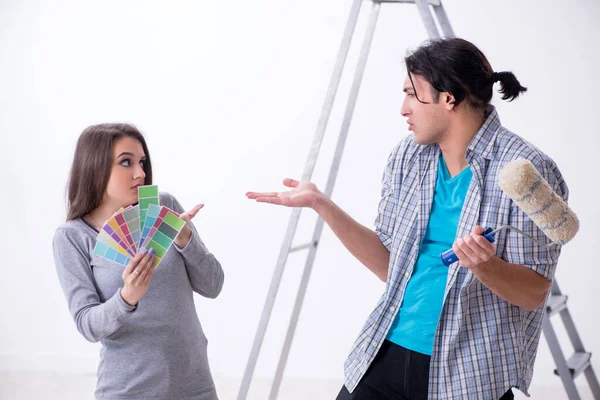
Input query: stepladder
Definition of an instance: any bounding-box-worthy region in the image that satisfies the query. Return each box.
[543,280,600,399]
[237,1,599,399]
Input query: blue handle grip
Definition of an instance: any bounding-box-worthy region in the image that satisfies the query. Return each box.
[440,227,495,266]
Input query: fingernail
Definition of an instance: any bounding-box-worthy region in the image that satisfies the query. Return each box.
[149,248,155,255]
[142,249,148,255]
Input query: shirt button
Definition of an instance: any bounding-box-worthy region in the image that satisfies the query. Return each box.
[390,306,395,312]
[371,342,378,347]
[404,271,410,278]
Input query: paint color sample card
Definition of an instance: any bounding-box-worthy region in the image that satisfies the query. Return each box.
[93,229,133,266]
[122,206,141,252]
[140,203,161,249]
[93,185,186,268]
[115,206,140,252]
[138,185,159,247]
[108,215,137,256]
[139,206,186,267]
[93,241,131,266]
[101,219,136,257]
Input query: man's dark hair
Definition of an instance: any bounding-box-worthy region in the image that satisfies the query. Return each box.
[405,38,527,108]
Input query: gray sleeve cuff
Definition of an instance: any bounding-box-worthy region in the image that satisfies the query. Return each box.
[174,229,209,257]
[115,288,137,312]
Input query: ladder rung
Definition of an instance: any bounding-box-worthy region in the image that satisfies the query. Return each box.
[554,352,592,378]
[289,242,318,253]
[546,295,568,317]
[374,0,442,5]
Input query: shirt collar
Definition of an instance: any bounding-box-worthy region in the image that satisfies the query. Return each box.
[414,104,502,160]
[466,105,501,160]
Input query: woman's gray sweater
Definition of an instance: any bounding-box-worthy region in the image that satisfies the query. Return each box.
[53,192,224,400]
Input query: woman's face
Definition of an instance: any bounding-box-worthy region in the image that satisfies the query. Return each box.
[104,136,147,209]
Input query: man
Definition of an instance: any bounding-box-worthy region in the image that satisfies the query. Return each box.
[246,38,568,400]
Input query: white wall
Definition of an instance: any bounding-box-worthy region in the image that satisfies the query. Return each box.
[1,0,599,395]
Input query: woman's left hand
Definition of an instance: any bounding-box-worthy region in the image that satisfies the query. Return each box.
[174,204,204,248]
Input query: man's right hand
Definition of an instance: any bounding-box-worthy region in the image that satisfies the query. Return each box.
[246,178,323,209]
[246,177,390,281]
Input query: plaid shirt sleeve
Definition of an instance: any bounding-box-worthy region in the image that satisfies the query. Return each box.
[374,137,411,251]
[502,158,569,280]
[345,108,570,397]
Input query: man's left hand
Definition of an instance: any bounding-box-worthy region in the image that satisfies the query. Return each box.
[452,225,496,269]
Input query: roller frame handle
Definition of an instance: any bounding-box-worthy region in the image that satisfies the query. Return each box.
[440,227,495,266]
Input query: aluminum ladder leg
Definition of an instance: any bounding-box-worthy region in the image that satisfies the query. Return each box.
[543,280,600,399]
[237,1,454,399]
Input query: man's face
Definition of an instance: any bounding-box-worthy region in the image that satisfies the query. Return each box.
[400,74,450,145]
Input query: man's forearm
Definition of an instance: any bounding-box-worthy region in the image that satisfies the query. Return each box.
[313,195,390,281]
[469,256,551,311]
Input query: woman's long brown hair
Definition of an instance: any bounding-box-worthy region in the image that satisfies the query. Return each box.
[66,123,153,221]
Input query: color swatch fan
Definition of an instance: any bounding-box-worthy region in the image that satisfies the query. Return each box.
[92,185,186,268]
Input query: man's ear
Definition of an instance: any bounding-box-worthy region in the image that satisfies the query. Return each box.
[444,92,456,111]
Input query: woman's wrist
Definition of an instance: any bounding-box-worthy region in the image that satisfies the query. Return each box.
[174,227,192,249]
[120,288,137,306]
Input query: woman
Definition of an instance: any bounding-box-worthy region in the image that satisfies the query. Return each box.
[53,123,224,400]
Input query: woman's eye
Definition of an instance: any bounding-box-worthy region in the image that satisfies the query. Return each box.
[120,159,131,167]
[140,160,145,168]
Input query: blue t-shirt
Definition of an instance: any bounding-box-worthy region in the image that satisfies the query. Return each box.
[386,155,472,355]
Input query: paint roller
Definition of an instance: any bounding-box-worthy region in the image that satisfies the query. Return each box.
[440,159,579,266]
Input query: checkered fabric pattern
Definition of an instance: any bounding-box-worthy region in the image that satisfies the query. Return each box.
[343,106,569,399]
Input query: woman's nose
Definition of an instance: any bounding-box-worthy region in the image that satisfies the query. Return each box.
[134,165,146,179]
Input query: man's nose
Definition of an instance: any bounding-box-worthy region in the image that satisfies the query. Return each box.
[401,101,411,117]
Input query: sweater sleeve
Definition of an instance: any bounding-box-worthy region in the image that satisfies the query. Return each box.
[53,226,136,343]
[167,194,225,299]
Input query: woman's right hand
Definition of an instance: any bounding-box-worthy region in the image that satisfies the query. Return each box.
[246,178,323,209]
[120,248,156,306]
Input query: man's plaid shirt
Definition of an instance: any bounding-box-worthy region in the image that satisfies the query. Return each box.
[343,106,569,399]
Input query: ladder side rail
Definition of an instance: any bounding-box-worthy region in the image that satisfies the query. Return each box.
[236,1,364,399]
[432,2,455,37]
[268,3,383,399]
[543,316,582,400]
[414,0,441,38]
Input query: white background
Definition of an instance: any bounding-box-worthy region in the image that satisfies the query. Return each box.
[1,0,599,397]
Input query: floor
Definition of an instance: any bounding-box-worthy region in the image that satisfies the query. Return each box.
[0,372,595,399]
